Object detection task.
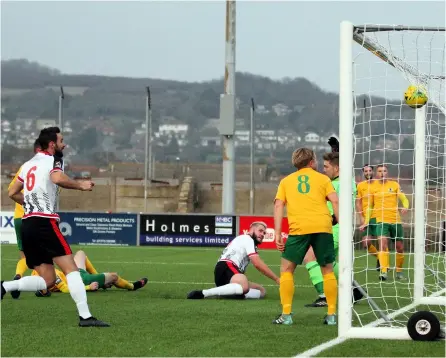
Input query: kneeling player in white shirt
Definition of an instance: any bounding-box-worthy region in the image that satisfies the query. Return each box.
[187,221,280,300]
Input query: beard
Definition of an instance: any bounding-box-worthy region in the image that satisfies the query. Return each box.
[250,233,261,246]
[55,149,64,158]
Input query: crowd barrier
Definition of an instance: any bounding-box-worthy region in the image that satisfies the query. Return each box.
[1,211,445,251]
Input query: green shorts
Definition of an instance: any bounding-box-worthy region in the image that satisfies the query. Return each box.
[375,223,404,241]
[79,268,106,288]
[14,218,23,251]
[282,233,335,266]
[362,217,377,238]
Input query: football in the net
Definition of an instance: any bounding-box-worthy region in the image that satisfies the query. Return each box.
[404,85,428,108]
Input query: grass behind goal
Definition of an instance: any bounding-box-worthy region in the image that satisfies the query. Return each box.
[1,245,445,357]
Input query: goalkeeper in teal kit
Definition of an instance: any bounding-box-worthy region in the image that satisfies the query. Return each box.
[303,138,363,307]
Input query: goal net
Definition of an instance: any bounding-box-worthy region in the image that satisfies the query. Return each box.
[338,22,445,340]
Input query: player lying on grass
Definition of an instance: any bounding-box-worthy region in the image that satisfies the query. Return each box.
[273,148,339,326]
[303,150,363,307]
[187,221,280,300]
[7,139,41,300]
[34,250,148,295]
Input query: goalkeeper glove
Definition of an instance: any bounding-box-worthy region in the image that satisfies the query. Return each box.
[328,137,339,153]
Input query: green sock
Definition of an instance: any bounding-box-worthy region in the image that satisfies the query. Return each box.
[305,261,324,296]
[333,261,339,280]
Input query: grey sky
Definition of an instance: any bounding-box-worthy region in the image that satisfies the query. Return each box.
[1,1,445,93]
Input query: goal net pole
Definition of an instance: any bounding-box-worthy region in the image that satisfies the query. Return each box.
[413,105,426,305]
[338,20,355,339]
[338,20,446,341]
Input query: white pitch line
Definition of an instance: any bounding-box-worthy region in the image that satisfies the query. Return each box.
[294,336,347,358]
[148,280,313,288]
[1,258,284,267]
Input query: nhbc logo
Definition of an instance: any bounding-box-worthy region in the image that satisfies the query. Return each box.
[59,222,73,236]
[215,216,233,228]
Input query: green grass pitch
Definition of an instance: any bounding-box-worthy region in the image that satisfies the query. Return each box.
[1,244,445,357]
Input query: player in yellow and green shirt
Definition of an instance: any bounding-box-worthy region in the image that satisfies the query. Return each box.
[303,151,363,308]
[368,164,409,281]
[273,148,339,326]
[7,140,41,299]
[356,164,381,270]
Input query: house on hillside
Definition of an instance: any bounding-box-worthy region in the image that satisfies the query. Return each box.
[304,132,320,143]
[272,103,291,117]
[155,123,189,148]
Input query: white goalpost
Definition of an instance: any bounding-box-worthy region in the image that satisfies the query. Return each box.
[338,21,445,341]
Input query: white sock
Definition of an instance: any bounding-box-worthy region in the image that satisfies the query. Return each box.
[3,276,46,292]
[203,283,243,298]
[244,289,262,299]
[66,271,92,319]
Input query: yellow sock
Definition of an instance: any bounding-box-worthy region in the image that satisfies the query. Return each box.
[85,257,98,274]
[323,272,337,315]
[15,258,28,277]
[114,276,134,290]
[379,251,390,273]
[368,244,378,257]
[396,253,404,272]
[279,272,294,315]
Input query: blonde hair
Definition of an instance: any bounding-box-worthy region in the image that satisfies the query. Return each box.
[292,148,316,170]
[250,221,267,230]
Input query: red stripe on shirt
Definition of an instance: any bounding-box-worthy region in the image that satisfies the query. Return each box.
[17,176,24,183]
[23,213,60,220]
[224,261,240,274]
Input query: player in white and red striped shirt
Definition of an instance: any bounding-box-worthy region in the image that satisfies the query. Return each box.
[2,127,109,327]
[187,221,280,299]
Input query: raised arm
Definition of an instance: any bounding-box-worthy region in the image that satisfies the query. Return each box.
[50,171,94,192]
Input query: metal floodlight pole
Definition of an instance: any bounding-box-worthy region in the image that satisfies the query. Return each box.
[58,86,64,130]
[144,86,151,213]
[220,0,236,214]
[56,86,64,211]
[249,97,255,214]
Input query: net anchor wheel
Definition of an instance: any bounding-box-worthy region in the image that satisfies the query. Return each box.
[407,311,443,341]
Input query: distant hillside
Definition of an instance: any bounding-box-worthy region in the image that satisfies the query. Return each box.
[2,59,416,134]
[2,58,432,174]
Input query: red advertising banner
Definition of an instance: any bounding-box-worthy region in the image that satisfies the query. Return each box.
[238,216,288,250]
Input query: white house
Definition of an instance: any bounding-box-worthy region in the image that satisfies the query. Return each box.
[158,124,189,138]
[272,103,291,117]
[304,132,320,143]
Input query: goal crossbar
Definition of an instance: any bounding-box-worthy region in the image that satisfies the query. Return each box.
[354,25,446,33]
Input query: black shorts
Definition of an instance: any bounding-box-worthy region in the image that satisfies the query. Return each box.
[22,217,72,269]
[214,261,241,287]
